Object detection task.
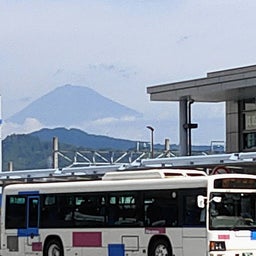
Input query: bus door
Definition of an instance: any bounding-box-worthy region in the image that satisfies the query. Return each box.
[25,195,40,249]
[182,190,207,256]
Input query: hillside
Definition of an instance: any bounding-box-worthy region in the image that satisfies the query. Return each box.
[30,127,140,150]
[2,127,214,171]
[2,134,53,170]
[2,128,147,171]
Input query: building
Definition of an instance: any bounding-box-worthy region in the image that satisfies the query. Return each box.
[147,64,256,155]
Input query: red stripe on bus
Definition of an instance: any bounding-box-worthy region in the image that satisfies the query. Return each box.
[73,232,102,247]
[32,242,42,251]
[218,234,230,240]
[145,227,166,234]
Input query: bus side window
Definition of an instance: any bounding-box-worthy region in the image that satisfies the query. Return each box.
[72,194,106,227]
[41,194,74,228]
[6,195,26,229]
[145,191,178,227]
[60,195,74,226]
[108,201,119,225]
[147,200,161,225]
[29,198,39,228]
[41,195,59,228]
[184,195,204,226]
[109,193,142,226]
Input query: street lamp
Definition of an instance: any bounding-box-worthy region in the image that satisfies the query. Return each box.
[146,126,154,158]
[183,99,198,156]
[188,99,194,156]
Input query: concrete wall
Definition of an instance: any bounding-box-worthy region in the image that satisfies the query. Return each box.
[226,101,240,153]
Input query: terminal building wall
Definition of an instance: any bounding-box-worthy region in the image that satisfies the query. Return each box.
[226,99,256,153]
[226,101,240,153]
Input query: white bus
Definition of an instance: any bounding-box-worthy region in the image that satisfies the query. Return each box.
[0,168,256,256]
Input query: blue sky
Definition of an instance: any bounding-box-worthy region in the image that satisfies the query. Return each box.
[1,0,256,145]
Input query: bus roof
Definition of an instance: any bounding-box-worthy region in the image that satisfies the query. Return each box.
[3,169,208,194]
[102,169,207,180]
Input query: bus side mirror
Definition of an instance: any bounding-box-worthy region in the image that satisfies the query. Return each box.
[197,195,206,208]
[212,196,222,203]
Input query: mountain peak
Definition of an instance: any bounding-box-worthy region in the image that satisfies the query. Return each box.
[8,85,142,126]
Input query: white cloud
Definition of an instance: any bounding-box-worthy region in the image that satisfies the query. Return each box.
[87,117,119,126]
[2,118,44,139]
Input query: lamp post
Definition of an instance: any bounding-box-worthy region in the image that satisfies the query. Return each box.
[183,99,198,156]
[188,99,194,156]
[146,126,154,158]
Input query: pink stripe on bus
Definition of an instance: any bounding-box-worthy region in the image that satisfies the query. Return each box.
[73,232,102,247]
[145,227,166,234]
[218,234,230,240]
[32,242,42,251]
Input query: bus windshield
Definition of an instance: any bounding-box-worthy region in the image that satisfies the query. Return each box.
[209,192,256,230]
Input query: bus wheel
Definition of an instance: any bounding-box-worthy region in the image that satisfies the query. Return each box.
[149,238,172,256]
[44,239,63,256]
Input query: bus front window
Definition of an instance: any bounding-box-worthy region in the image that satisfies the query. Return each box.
[209,192,256,230]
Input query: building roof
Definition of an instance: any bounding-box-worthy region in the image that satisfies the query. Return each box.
[147,64,256,102]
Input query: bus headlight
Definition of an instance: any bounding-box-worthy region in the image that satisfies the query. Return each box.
[209,241,226,251]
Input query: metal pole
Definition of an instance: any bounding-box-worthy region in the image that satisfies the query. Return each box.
[188,99,194,156]
[8,161,13,172]
[179,98,188,156]
[53,137,59,169]
[147,126,154,158]
[165,138,170,151]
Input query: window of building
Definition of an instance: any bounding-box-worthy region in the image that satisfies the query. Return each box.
[241,99,256,150]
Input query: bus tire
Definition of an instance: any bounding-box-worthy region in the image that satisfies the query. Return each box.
[149,238,172,256]
[43,238,64,256]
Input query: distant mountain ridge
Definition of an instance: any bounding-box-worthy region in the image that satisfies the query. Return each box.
[31,127,141,150]
[30,127,212,152]
[8,84,142,126]
[2,127,215,171]
[3,127,147,171]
